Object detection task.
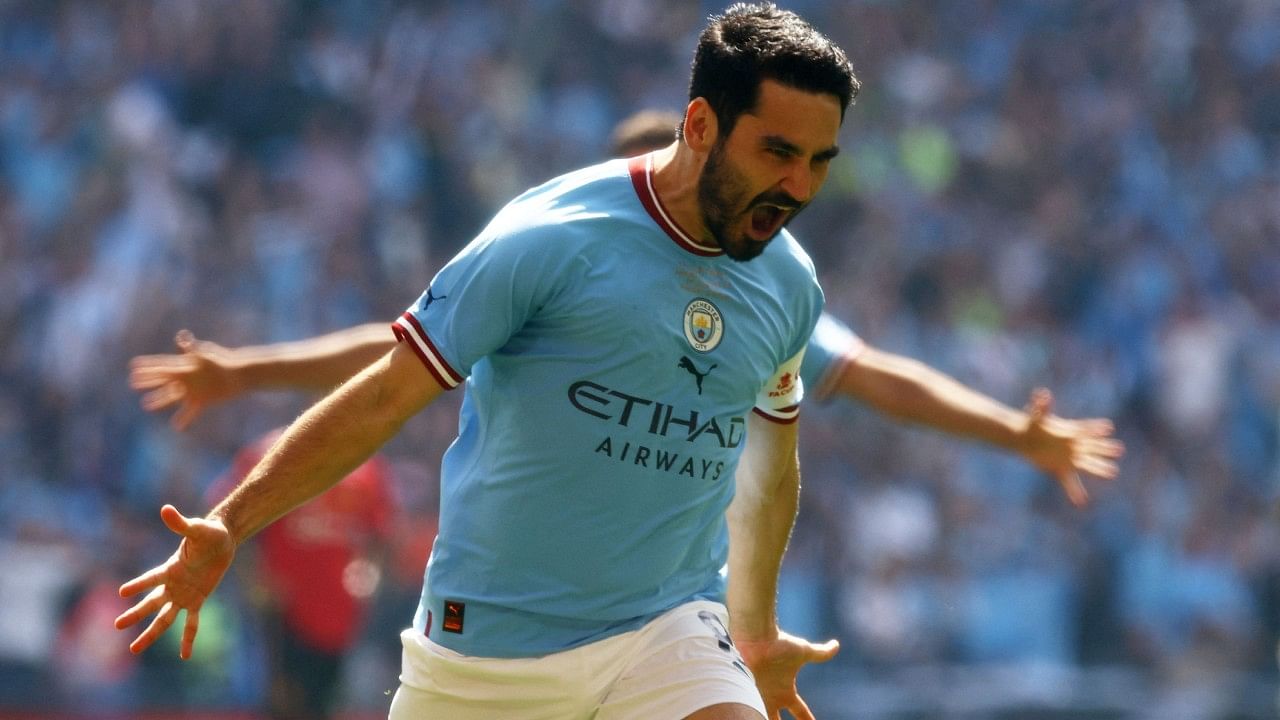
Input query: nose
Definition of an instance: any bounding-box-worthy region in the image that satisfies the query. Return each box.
[779,161,814,204]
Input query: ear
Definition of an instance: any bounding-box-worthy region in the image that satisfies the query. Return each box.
[682,98,719,153]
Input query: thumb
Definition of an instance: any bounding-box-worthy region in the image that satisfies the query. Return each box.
[1058,470,1089,508]
[1026,387,1053,423]
[159,504,194,536]
[174,329,197,354]
[808,638,840,662]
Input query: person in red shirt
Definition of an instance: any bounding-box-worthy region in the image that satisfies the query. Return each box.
[210,428,395,720]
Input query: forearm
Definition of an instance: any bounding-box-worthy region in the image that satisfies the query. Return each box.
[211,346,435,544]
[841,348,1027,452]
[230,323,396,394]
[726,417,800,640]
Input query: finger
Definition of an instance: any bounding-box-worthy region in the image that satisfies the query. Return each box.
[141,383,185,412]
[807,638,840,663]
[129,600,179,655]
[129,366,172,390]
[171,401,203,432]
[1075,418,1115,436]
[129,356,197,381]
[160,504,195,537]
[1085,438,1126,458]
[180,607,201,660]
[1026,387,1052,420]
[175,329,196,352]
[120,564,172,598]
[786,694,816,720]
[115,586,166,628]
[130,354,192,371]
[130,367,187,392]
[1075,456,1119,480]
[1057,470,1088,507]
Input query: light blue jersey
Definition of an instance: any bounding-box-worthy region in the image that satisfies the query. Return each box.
[799,312,865,403]
[393,155,823,658]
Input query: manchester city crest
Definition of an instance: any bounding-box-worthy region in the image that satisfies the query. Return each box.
[683,298,724,353]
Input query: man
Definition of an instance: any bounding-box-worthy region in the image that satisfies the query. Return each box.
[117,5,857,719]
[132,112,1124,506]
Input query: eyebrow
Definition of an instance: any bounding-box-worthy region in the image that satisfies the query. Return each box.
[762,135,841,162]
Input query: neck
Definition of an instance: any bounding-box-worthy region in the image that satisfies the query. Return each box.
[650,144,709,245]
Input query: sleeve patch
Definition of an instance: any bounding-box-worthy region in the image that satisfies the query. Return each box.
[754,348,806,418]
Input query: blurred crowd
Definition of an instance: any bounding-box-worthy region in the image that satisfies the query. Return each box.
[1,0,1279,715]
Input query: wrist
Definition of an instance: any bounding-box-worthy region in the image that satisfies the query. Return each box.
[221,349,254,394]
[729,613,779,643]
[998,407,1032,454]
[206,507,245,547]
[734,630,780,647]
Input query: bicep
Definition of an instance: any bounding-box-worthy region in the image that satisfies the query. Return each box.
[737,412,800,500]
[359,342,450,423]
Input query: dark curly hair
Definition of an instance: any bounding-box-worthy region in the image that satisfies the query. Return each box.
[686,3,860,139]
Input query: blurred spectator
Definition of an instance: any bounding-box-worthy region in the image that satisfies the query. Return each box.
[0,524,83,708]
[208,429,396,720]
[52,563,139,711]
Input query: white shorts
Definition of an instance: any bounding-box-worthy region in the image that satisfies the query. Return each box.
[389,600,766,720]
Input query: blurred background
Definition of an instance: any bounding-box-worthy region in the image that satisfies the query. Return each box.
[1,0,1279,718]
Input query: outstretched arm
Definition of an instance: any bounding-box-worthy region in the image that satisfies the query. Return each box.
[728,413,839,720]
[833,345,1125,506]
[129,323,396,430]
[115,343,443,658]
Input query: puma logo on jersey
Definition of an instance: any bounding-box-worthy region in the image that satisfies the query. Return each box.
[678,356,717,395]
[424,287,448,311]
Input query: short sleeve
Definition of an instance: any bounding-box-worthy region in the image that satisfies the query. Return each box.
[799,313,865,403]
[393,226,569,389]
[751,242,825,423]
[752,348,807,423]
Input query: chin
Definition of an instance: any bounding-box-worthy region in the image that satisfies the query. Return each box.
[720,236,770,262]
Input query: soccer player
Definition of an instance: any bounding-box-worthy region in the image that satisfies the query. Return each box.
[117,5,858,719]
[133,110,1125,507]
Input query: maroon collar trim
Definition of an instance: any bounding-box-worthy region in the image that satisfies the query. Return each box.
[628,154,722,257]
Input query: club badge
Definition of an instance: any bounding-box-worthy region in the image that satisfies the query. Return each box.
[683,298,724,353]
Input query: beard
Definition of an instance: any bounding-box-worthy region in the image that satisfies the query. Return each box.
[696,140,807,262]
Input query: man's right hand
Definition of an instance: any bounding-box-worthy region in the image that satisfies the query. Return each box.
[130,330,242,430]
[114,505,236,659]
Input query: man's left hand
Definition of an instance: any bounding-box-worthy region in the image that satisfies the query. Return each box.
[736,631,840,720]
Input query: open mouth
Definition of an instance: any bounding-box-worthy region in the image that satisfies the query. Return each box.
[748,204,790,240]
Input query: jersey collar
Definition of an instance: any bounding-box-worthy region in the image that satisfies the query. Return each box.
[628,154,723,257]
